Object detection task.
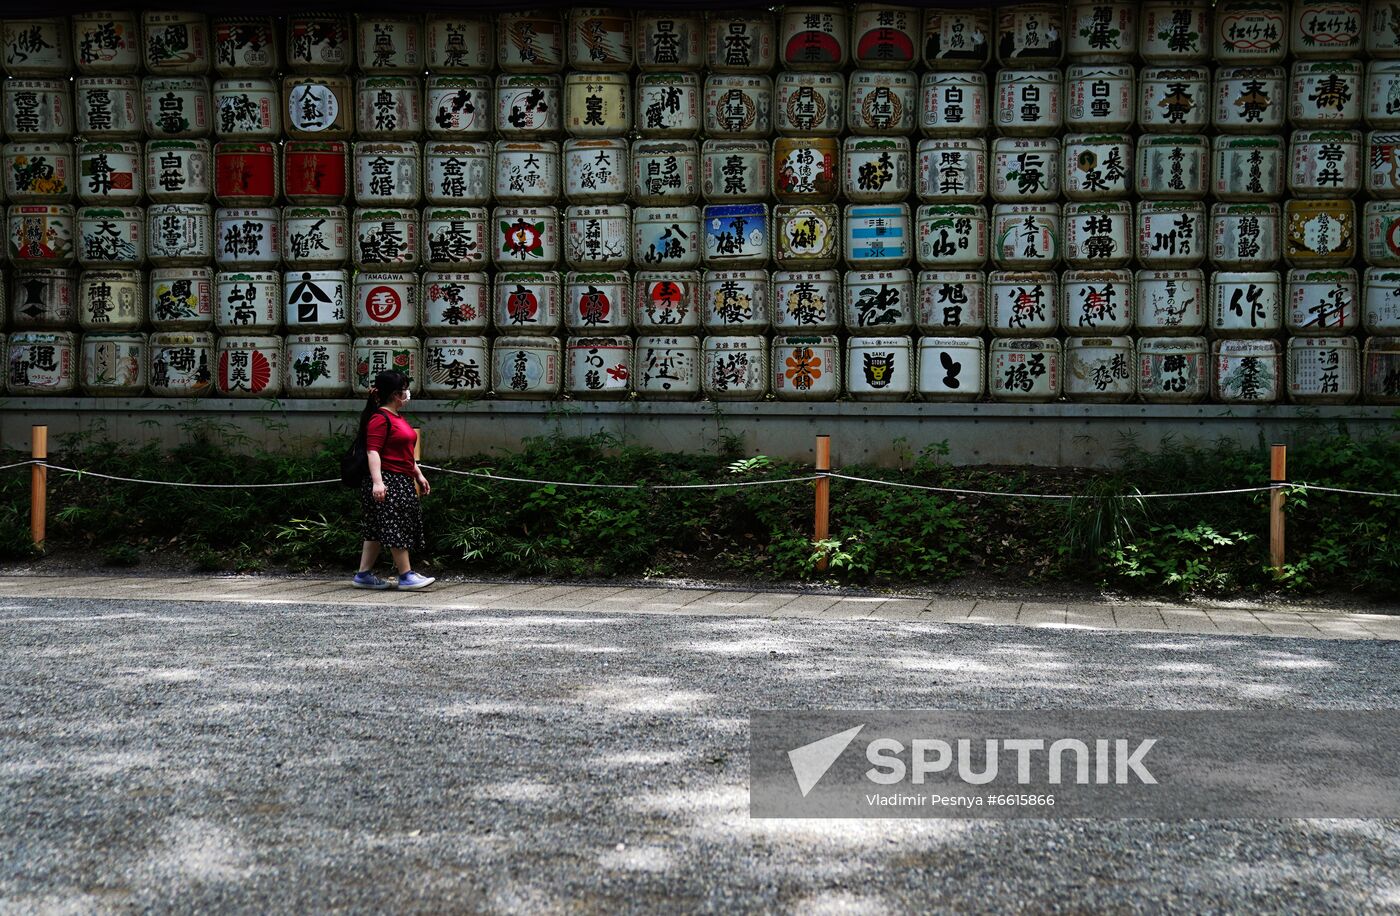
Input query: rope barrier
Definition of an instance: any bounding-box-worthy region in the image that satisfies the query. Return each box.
[0,459,38,473]
[1289,482,1400,499]
[418,464,822,490]
[40,464,343,489]
[819,471,1276,501]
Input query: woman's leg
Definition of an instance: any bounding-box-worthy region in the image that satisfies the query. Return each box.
[359,540,381,572]
[391,547,411,574]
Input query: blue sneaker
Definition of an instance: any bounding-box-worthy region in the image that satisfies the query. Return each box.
[352,570,392,590]
[396,570,436,590]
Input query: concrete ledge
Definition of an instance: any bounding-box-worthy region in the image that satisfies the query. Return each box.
[2,396,1396,467]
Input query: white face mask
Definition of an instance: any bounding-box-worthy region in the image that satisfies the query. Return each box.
[401,389,411,403]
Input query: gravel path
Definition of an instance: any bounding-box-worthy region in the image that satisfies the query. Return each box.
[2,596,1398,914]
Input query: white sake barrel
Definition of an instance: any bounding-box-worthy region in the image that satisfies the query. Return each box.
[423,207,488,271]
[493,336,562,399]
[141,77,210,139]
[992,203,1060,270]
[1064,202,1132,269]
[1367,132,1400,198]
[565,72,631,138]
[705,140,771,204]
[848,70,916,135]
[10,268,75,329]
[1136,269,1206,335]
[1213,338,1281,403]
[565,205,630,270]
[77,141,141,205]
[6,330,76,394]
[843,137,912,204]
[145,139,212,202]
[989,337,1061,401]
[353,336,422,395]
[422,273,489,334]
[703,270,769,333]
[1364,337,1400,403]
[1212,66,1286,133]
[1211,271,1283,337]
[1138,67,1209,133]
[495,205,561,268]
[284,333,352,396]
[356,15,423,73]
[917,335,985,401]
[846,204,911,269]
[706,13,775,74]
[282,206,349,268]
[995,69,1062,136]
[633,270,701,332]
[922,8,991,70]
[81,331,146,395]
[4,79,73,140]
[780,6,848,69]
[1364,267,1400,333]
[1136,135,1210,198]
[704,74,774,139]
[634,334,700,398]
[702,335,768,400]
[213,16,278,78]
[919,70,988,137]
[1209,203,1281,269]
[565,271,630,333]
[774,204,840,270]
[142,11,211,74]
[283,75,353,140]
[1061,133,1131,201]
[496,11,565,73]
[1365,201,1400,266]
[1214,0,1289,65]
[701,204,770,269]
[917,270,985,335]
[494,139,560,204]
[1291,1,1362,58]
[773,270,840,334]
[988,270,1058,336]
[74,77,143,138]
[564,138,628,204]
[214,78,280,139]
[1287,336,1359,404]
[3,142,73,203]
[214,207,279,269]
[846,335,913,401]
[1370,5,1400,59]
[566,336,632,398]
[148,330,214,397]
[992,136,1060,203]
[494,271,562,336]
[495,74,562,138]
[1287,268,1358,333]
[1137,336,1208,402]
[73,12,141,75]
[1139,2,1209,65]
[149,267,214,330]
[1290,61,1362,128]
[1064,336,1135,402]
[844,268,914,335]
[78,269,143,330]
[353,142,420,207]
[1284,199,1356,267]
[630,139,700,205]
[1061,269,1134,335]
[423,336,489,398]
[1136,201,1207,268]
[353,208,420,269]
[284,14,352,74]
[1367,61,1400,129]
[917,138,987,204]
[354,76,421,141]
[567,8,633,70]
[1213,135,1286,200]
[8,205,75,267]
[425,77,492,140]
[852,4,918,69]
[353,272,419,335]
[284,270,349,331]
[637,13,704,71]
[1290,129,1361,197]
[1065,64,1135,131]
[775,71,844,137]
[146,203,212,266]
[216,335,281,397]
[215,271,279,332]
[916,204,988,269]
[1066,1,1135,62]
[77,206,143,269]
[771,334,839,401]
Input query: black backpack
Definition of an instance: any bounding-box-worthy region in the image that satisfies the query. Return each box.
[340,408,387,488]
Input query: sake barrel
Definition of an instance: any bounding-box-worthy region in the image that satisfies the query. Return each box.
[1284,199,1356,267]
[284,332,352,397]
[637,13,704,71]
[3,141,73,204]
[1364,201,1400,266]
[773,270,840,334]
[781,6,848,70]
[213,78,280,139]
[81,331,146,395]
[565,72,631,138]
[567,8,633,71]
[353,272,420,335]
[996,5,1065,67]
[771,334,839,401]
[496,74,562,139]
[212,16,278,77]
[8,205,75,266]
[1290,129,1361,197]
[78,269,143,330]
[422,272,490,334]
[1209,203,1281,269]
[566,336,632,399]
[1289,61,1362,128]
[774,204,839,270]
[284,14,352,74]
[703,74,774,139]
[917,138,987,204]
[564,138,628,204]
[631,138,700,205]
[215,271,279,333]
[214,207,280,269]
[6,330,76,394]
[1138,336,1208,402]
[283,141,349,205]
[1287,268,1358,333]
[702,204,769,269]
[494,270,563,336]
[148,330,214,397]
[216,335,281,397]
[74,77,143,138]
[1138,67,1209,133]
[1067,1,1136,62]
[1212,66,1286,133]
[989,337,1061,401]
[76,207,143,269]
[4,79,73,140]
[1292,1,1362,58]
[919,70,988,137]
[283,76,353,140]
[916,270,985,335]
[141,77,211,139]
[1214,0,1289,65]
[844,268,914,335]
[702,335,768,400]
[77,141,140,206]
[353,141,420,207]
[1211,270,1283,337]
[1212,135,1286,201]
[1064,336,1135,402]
[1213,338,1281,403]
[1136,201,1207,268]
[355,76,422,141]
[1369,5,1400,59]
[284,269,349,331]
[73,11,141,75]
[1065,64,1135,131]
[703,269,769,333]
[988,270,1058,336]
[992,203,1060,270]
[921,8,990,69]
[423,336,489,399]
[847,70,916,135]
[9,267,75,329]
[852,5,917,69]
[1061,133,1131,201]
[1366,61,1400,129]
[1287,336,1359,404]
[703,139,770,205]
[425,76,493,140]
[1363,336,1400,403]
[353,208,420,269]
[565,271,630,333]
[1136,135,1210,198]
[356,15,423,73]
[149,267,214,330]
[1139,2,1210,65]
[845,336,912,401]
[992,136,1060,203]
[634,335,700,399]
[494,140,561,205]
[1366,132,1400,199]
[775,71,844,137]
[917,335,985,401]
[145,139,212,203]
[495,205,562,268]
[423,207,489,271]
[1064,202,1132,269]
[564,204,630,270]
[353,336,421,395]
[1364,267,1400,333]
[142,11,211,74]
[705,12,775,74]
[497,11,565,74]
[994,69,1062,137]
[773,136,840,204]
[282,206,349,268]
[1061,269,1134,335]
[633,270,701,332]
[846,204,912,269]
[916,204,988,269]
[493,335,562,399]
[146,203,212,266]
[1136,269,1207,335]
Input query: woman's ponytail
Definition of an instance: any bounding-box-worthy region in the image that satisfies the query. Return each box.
[355,370,408,441]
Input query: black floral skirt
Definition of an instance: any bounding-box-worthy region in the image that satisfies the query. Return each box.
[360,470,425,550]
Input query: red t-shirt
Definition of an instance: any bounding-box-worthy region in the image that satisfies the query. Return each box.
[365,410,417,476]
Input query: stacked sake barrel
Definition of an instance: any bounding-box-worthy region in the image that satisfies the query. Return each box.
[0,6,1396,406]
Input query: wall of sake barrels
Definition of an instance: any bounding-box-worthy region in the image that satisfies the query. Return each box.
[3,4,1400,432]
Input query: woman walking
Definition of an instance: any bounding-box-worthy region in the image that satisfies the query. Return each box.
[352,370,436,590]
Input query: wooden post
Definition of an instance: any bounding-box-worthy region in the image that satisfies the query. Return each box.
[413,426,423,496]
[814,435,831,572]
[30,425,47,550]
[1270,444,1286,575]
